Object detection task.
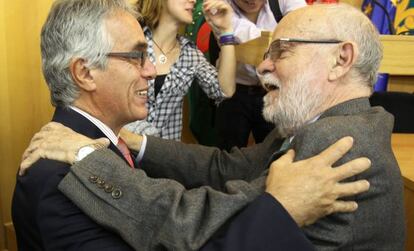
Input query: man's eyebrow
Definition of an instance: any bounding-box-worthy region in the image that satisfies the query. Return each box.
[133,42,147,51]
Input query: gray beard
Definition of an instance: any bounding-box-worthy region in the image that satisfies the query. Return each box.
[262,70,323,138]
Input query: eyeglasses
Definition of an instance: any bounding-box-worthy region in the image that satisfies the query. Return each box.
[106,51,148,68]
[263,38,343,61]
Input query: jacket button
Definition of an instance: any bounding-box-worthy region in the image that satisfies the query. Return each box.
[97,179,105,188]
[104,184,114,193]
[88,175,98,183]
[112,188,122,199]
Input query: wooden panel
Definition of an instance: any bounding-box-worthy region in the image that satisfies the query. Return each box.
[405,187,414,251]
[388,76,414,93]
[380,35,414,75]
[235,31,272,67]
[0,1,54,250]
[0,1,10,249]
[391,133,414,251]
[4,223,16,251]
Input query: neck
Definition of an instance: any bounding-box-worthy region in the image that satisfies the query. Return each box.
[153,15,180,48]
[73,98,122,135]
[245,12,260,23]
[318,81,371,115]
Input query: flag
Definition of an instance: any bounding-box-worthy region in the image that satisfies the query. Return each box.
[362,0,397,91]
[184,0,219,146]
[395,0,414,35]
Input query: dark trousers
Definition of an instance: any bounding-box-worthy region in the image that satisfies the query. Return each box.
[216,84,274,151]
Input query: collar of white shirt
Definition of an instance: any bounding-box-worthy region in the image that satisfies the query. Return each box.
[69,106,119,146]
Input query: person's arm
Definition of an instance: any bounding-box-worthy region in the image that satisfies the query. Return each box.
[18,123,370,249]
[58,149,262,251]
[140,130,282,190]
[201,193,315,251]
[58,137,369,250]
[193,0,235,99]
[19,122,282,189]
[17,160,134,250]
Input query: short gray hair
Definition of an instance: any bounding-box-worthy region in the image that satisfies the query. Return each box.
[321,4,383,87]
[41,0,137,107]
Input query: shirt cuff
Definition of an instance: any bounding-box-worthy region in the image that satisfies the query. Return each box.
[135,134,147,163]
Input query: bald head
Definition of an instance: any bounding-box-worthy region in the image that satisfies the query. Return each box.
[274,3,382,87]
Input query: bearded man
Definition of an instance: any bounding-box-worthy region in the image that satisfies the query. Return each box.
[255,3,405,249]
[18,3,404,251]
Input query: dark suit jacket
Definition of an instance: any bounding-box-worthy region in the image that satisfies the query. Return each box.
[12,107,134,250]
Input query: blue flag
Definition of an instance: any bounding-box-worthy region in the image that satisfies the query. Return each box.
[362,0,397,91]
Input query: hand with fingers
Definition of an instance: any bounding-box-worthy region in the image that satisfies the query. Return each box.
[202,0,234,35]
[265,136,371,227]
[19,122,110,175]
[119,128,144,152]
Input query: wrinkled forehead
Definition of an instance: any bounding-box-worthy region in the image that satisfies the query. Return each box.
[272,6,328,41]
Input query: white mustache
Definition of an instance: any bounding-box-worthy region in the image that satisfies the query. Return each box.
[257,72,281,91]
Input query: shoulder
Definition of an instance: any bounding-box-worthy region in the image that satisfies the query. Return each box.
[16,159,70,193]
[293,105,393,161]
[179,35,203,56]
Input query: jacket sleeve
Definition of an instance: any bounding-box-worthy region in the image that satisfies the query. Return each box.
[27,160,134,250]
[58,149,265,251]
[201,193,315,251]
[140,130,283,190]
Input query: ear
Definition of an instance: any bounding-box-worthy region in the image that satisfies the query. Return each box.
[328,41,358,81]
[70,58,97,91]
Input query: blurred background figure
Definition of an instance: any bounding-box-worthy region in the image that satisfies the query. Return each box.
[126,0,237,141]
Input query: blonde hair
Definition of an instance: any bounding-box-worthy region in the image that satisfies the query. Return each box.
[136,0,165,29]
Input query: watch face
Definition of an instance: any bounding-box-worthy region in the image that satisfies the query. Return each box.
[75,146,96,162]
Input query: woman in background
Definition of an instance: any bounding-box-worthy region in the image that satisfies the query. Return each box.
[126,0,236,140]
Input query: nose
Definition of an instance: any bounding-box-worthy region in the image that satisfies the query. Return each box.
[141,59,156,80]
[257,57,275,76]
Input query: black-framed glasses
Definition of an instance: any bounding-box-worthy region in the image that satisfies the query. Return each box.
[106,51,148,68]
[263,38,343,61]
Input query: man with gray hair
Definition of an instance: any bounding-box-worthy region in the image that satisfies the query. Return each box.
[11,0,156,249]
[254,3,405,249]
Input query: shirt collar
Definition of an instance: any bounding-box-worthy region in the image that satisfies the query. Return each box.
[69,106,119,145]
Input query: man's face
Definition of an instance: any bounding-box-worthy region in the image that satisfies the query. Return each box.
[233,0,265,15]
[91,11,156,131]
[257,17,332,136]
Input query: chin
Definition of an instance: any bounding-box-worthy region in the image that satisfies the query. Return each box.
[182,17,192,25]
[132,109,148,121]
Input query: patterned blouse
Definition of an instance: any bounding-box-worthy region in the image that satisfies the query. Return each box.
[126,27,226,140]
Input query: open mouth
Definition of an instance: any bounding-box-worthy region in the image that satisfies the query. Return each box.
[136,90,148,97]
[263,83,280,91]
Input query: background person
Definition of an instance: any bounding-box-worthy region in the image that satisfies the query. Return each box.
[125,0,237,141]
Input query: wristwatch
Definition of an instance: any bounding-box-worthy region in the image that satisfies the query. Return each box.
[74,144,100,163]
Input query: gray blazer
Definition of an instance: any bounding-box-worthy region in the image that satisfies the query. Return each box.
[59,98,405,250]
